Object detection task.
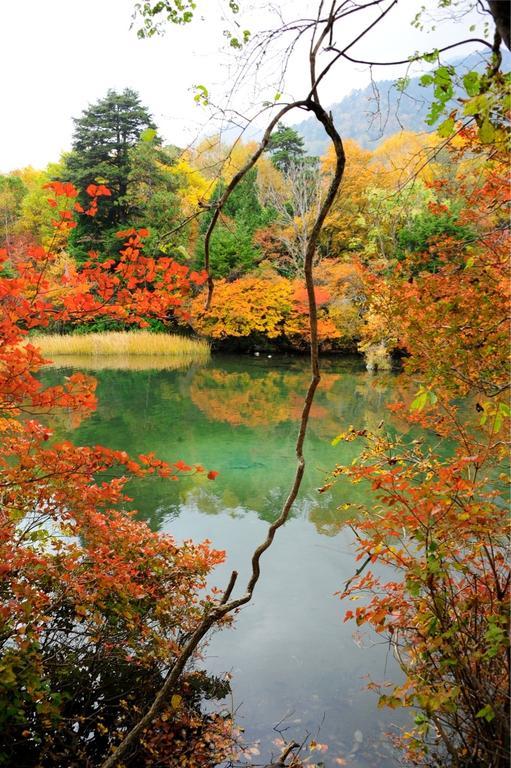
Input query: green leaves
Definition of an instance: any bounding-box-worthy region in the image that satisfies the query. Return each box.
[462,71,481,98]
[140,127,157,143]
[225,28,251,48]
[410,386,437,412]
[483,619,507,660]
[421,64,455,127]
[193,84,209,106]
[479,401,510,433]
[479,118,495,144]
[133,0,197,38]
[419,57,509,150]
[476,704,495,722]
[437,115,455,138]
[396,76,410,93]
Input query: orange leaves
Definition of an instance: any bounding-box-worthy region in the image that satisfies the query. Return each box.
[43,180,113,224]
[0,184,233,765]
[44,225,206,327]
[292,284,330,309]
[85,183,111,197]
[43,180,79,198]
[174,458,192,472]
[191,276,293,340]
[190,268,362,351]
[336,141,510,765]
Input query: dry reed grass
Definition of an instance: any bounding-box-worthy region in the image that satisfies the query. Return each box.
[31,331,210,360]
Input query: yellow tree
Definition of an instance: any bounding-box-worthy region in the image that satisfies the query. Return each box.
[168,155,211,253]
[373,129,441,186]
[187,134,229,181]
[321,138,385,256]
[0,173,27,249]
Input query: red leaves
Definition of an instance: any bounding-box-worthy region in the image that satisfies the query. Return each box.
[43,181,79,198]
[174,459,192,472]
[0,184,231,760]
[338,149,510,763]
[86,183,111,197]
[293,284,330,310]
[190,269,208,285]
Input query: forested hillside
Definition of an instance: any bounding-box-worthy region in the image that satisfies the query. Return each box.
[294,49,511,153]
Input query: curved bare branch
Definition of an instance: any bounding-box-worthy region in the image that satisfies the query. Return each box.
[100,87,346,768]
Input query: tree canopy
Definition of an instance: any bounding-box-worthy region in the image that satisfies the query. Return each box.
[266,123,307,173]
[64,88,157,258]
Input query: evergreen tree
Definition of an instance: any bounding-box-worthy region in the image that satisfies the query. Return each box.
[266,123,306,173]
[64,89,157,259]
[125,141,183,257]
[197,168,274,277]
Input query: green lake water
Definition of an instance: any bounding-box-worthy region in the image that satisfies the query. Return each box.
[43,354,410,767]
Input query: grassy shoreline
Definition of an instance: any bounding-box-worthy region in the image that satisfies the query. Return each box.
[31,331,210,359]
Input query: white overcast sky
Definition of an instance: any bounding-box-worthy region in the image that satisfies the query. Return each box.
[0,0,489,172]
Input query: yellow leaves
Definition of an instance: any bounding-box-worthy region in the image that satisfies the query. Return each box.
[169,158,211,214]
[321,138,386,250]
[221,140,259,178]
[188,135,227,180]
[171,694,182,709]
[256,154,287,199]
[0,417,22,433]
[374,130,442,186]
[309,739,328,752]
[0,664,16,685]
[191,277,294,339]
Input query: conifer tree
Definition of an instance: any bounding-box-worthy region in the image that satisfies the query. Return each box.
[266,123,306,173]
[64,88,157,259]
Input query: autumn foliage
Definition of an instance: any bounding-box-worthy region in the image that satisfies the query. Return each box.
[333,140,510,767]
[0,184,234,766]
[191,261,364,351]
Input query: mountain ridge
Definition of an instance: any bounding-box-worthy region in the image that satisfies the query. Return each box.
[292,49,511,155]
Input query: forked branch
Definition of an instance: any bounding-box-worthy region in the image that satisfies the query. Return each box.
[100,92,346,768]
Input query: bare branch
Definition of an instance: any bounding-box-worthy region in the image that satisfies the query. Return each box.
[100,77,346,768]
[329,37,494,66]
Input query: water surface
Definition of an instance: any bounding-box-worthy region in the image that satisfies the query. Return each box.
[43,354,410,766]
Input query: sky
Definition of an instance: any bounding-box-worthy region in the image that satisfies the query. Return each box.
[0,0,489,172]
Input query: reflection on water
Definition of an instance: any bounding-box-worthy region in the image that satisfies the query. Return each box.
[43,354,408,766]
[42,353,202,371]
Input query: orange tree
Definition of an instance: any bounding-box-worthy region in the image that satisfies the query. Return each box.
[190,265,364,352]
[331,138,510,767]
[0,183,236,767]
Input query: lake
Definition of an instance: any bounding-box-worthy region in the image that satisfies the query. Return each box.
[43,354,410,767]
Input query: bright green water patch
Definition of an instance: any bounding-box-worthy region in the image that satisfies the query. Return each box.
[42,354,409,767]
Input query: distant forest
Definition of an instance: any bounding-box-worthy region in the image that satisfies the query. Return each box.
[294,49,511,153]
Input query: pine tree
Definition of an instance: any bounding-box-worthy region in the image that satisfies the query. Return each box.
[266,123,306,173]
[197,168,273,277]
[64,88,157,259]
